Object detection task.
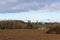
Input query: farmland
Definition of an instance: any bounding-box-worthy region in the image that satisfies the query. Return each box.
[0,29,60,40]
[0,20,60,40]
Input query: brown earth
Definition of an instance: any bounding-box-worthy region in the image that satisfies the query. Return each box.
[0,29,60,40]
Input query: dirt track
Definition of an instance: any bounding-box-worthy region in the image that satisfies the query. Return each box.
[0,29,60,40]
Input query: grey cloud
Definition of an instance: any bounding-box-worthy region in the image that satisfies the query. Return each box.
[0,0,60,13]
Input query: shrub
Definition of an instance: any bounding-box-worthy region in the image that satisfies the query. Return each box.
[46,24,60,34]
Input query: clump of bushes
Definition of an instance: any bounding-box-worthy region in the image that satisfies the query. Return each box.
[0,20,35,29]
[0,20,27,29]
[46,24,60,34]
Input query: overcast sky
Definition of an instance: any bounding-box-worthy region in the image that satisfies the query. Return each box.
[0,0,60,22]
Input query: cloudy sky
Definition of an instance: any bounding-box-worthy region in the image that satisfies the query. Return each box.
[0,0,60,22]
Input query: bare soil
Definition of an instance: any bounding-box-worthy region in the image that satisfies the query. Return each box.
[0,29,60,40]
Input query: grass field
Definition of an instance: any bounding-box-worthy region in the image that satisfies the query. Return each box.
[33,23,49,27]
[0,29,60,40]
